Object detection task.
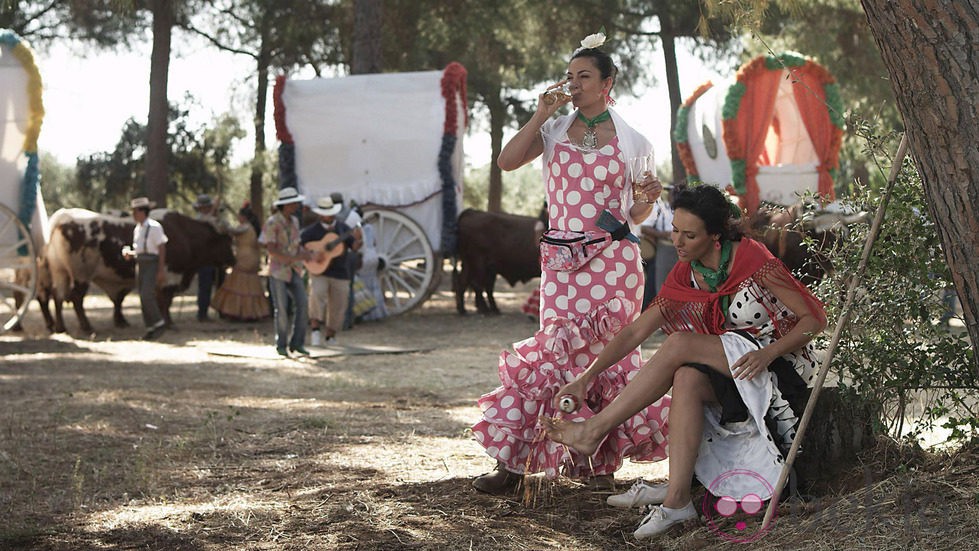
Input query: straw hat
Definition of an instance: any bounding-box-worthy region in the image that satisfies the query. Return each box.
[273,187,305,206]
[311,196,342,217]
[130,197,155,209]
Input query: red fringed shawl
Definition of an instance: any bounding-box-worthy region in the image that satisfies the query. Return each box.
[651,238,825,338]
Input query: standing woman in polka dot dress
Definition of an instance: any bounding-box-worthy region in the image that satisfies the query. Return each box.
[471,32,672,493]
[545,185,827,539]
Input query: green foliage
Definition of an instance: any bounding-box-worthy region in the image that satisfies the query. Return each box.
[37,152,79,213]
[463,162,543,216]
[813,158,975,446]
[185,0,343,72]
[71,100,245,211]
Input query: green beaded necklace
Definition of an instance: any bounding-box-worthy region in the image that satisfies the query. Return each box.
[691,240,733,315]
[576,110,611,149]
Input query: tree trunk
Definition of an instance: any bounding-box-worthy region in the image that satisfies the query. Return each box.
[250,35,271,218]
[658,17,687,186]
[144,0,173,206]
[352,0,383,74]
[860,0,979,377]
[794,387,880,493]
[485,89,505,213]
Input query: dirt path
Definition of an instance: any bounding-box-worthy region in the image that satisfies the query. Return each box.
[2,274,974,550]
[1,276,669,550]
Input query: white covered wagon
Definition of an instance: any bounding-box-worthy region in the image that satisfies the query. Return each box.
[0,29,47,332]
[274,63,467,315]
[674,52,844,214]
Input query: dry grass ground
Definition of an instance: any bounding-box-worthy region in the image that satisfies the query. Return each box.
[1,273,977,550]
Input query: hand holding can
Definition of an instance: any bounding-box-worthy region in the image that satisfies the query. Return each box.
[558,394,578,413]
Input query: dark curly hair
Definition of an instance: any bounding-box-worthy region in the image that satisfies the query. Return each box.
[671,184,743,242]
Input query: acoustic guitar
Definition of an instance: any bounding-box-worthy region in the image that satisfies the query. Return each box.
[303,228,356,274]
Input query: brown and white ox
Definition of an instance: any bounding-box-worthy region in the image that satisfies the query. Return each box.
[453,209,541,315]
[41,208,234,333]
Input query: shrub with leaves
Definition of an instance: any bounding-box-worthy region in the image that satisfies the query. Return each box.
[812,158,975,446]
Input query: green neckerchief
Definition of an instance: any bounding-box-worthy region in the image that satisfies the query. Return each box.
[576,110,611,128]
[691,240,733,316]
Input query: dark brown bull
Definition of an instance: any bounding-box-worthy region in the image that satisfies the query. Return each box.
[453,209,541,315]
[748,204,866,288]
[155,210,235,325]
[40,208,234,333]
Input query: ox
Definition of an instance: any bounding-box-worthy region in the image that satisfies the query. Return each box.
[41,208,234,333]
[453,209,541,315]
[749,203,868,288]
[42,209,135,333]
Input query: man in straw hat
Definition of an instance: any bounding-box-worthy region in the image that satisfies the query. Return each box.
[300,195,363,346]
[122,196,168,340]
[259,186,314,357]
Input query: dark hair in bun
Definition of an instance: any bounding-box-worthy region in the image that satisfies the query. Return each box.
[570,47,617,88]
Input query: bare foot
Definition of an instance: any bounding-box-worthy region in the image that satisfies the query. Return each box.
[543,417,601,456]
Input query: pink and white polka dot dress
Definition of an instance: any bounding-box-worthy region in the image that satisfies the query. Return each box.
[472,137,671,479]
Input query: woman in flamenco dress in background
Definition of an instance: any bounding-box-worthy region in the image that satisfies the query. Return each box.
[212,203,272,321]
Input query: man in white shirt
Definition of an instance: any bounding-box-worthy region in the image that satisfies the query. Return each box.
[638,193,677,309]
[123,197,168,340]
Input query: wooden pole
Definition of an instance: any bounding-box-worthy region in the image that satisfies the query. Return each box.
[761,134,910,530]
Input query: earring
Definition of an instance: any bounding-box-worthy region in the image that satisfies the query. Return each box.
[714,240,721,250]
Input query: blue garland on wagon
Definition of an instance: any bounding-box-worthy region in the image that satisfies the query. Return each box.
[0,29,44,255]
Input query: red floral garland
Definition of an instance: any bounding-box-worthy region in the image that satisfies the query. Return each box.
[273,74,293,144]
[441,61,468,135]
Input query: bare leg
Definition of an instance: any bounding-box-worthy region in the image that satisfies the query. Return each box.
[545,331,729,455]
[662,366,716,508]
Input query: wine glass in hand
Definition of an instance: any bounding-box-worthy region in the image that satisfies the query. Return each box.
[629,154,656,204]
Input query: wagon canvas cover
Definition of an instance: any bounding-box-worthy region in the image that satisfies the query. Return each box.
[0,31,47,248]
[276,65,466,253]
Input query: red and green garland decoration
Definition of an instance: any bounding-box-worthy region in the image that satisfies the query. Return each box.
[438,62,467,256]
[272,75,298,192]
[0,29,44,251]
[673,81,714,186]
[722,52,844,213]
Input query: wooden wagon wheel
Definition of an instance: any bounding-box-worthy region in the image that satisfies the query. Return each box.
[362,208,439,315]
[0,203,37,332]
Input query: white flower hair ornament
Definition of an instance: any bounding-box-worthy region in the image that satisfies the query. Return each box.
[580,32,606,49]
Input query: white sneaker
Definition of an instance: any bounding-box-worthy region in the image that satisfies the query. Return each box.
[310,330,323,347]
[325,336,337,345]
[633,502,698,540]
[607,478,668,508]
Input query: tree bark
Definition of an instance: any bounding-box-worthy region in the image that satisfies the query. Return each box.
[860,0,979,376]
[658,15,687,186]
[352,0,382,74]
[144,0,173,206]
[250,27,271,218]
[794,387,880,493]
[485,88,505,213]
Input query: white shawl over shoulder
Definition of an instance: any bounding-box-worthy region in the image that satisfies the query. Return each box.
[539,108,653,231]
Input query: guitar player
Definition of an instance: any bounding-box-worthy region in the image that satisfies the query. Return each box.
[300,195,363,346]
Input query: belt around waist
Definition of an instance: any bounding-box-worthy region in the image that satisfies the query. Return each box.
[136,253,159,259]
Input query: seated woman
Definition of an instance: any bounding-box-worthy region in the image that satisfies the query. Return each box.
[545,184,826,540]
